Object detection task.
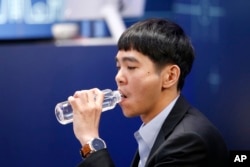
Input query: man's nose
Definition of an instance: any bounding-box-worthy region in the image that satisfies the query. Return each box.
[115,70,125,85]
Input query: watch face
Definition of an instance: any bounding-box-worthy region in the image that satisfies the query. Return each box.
[91,138,106,151]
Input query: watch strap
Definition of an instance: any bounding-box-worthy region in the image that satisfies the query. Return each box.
[81,143,93,158]
[80,138,106,158]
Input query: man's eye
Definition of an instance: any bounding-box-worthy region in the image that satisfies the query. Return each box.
[116,66,121,70]
[128,66,136,70]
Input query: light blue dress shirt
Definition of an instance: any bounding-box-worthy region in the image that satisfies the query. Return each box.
[134,96,179,167]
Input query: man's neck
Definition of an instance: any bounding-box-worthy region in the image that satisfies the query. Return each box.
[140,90,180,124]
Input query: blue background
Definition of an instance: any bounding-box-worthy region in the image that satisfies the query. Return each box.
[0,0,250,166]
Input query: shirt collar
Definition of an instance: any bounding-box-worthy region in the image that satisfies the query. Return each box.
[138,95,179,150]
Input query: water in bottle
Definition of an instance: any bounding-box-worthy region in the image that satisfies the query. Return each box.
[55,89,121,125]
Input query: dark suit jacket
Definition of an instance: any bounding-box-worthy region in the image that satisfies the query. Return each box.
[78,95,229,167]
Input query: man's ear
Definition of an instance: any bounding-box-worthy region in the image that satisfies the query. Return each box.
[162,65,180,89]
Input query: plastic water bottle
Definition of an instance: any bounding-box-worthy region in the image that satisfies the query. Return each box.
[55,89,121,125]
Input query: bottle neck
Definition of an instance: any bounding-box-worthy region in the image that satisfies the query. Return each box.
[112,90,121,103]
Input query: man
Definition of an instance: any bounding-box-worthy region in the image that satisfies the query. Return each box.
[68,18,229,167]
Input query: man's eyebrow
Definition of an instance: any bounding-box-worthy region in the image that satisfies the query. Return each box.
[115,56,139,63]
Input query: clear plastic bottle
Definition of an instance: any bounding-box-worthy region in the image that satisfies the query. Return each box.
[55,89,121,125]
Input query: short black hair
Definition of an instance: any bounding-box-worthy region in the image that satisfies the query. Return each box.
[118,18,195,90]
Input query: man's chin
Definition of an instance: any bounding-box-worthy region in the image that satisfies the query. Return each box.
[122,110,138,118]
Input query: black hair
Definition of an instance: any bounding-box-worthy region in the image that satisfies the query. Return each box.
[117,18,195,90]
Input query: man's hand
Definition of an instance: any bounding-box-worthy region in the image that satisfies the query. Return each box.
[68,88,104,146]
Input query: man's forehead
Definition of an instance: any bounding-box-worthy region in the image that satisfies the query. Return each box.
[115,50,142,62]
[115,55,139,63]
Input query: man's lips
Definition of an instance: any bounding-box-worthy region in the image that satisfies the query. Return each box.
[121,94,127,98]
[118,90,128,99]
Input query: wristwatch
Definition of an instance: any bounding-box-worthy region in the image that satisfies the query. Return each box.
[80,138,107,158]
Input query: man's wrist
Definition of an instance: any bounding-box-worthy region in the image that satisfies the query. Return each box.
[78,134,99,146]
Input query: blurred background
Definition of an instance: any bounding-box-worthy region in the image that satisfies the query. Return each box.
[0,0,249,166]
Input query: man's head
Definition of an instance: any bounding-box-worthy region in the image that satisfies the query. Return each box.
[117,18,195,90]
[115,18,195,121]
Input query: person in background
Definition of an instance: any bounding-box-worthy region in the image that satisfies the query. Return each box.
[68,18,229,167]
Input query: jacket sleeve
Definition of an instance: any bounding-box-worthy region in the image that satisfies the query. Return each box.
[77,149,115,167]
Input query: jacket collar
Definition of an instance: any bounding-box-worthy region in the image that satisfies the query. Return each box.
[130,95,190,167]
[148,95,190,156]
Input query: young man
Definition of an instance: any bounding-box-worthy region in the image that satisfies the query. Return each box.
[68,18,229,167]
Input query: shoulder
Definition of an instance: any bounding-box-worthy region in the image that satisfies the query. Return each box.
[151,106,229,166]
[163,95,228,154]
[171,95,221,137]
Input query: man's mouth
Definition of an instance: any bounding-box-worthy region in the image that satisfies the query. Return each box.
[121,94,127,98]
[119,90,127,99]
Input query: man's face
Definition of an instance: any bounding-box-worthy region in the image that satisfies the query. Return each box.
[115,50,165,122]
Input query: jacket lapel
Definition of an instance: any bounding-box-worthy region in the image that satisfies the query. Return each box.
[146,95,190,165]
[130,95,190,167]
[130,150,139,167]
